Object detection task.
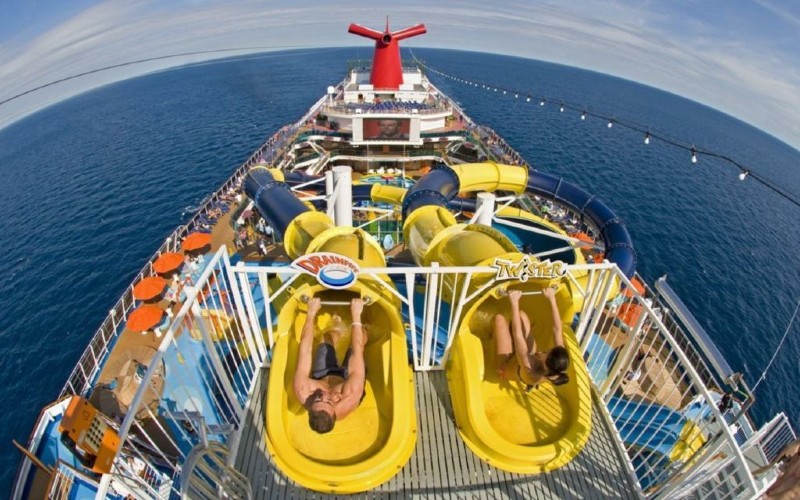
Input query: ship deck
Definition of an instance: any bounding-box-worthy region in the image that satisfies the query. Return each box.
[234,368,640,499]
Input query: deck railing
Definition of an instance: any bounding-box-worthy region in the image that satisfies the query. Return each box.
[68,242,793,499]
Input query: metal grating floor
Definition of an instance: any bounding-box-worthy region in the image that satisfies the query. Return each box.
[233,368,640,499]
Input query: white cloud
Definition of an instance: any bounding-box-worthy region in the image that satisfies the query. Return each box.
[0,0,798,149]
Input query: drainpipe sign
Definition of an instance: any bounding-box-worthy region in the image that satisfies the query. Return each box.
[291,252,360,289]
[491,255,567,282]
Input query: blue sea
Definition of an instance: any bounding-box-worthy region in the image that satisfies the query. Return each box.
[1,47,799,492]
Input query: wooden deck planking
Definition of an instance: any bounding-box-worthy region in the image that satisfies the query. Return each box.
[234,369,640,499]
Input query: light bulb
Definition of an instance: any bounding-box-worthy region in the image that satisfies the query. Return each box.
[739,171,748,181]
[502,90,506,94]
[607,120,614,128]
[560,104,565,112]
[515,94,518,98]
[540,99,546,106]
[581,111,586,120]
[691,147,698,163]
[644,132,650,145]
[526,95,531,102]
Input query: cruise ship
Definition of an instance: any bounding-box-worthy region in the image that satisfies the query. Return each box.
[11,21,797,499]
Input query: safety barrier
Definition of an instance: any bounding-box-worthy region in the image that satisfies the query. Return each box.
[56,242,791,499]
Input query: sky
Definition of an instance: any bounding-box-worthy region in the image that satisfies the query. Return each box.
[0,0,799,150]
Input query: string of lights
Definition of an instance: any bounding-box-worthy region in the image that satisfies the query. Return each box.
[411,55,800,210]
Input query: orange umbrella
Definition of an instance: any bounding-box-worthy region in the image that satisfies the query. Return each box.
[127,305,165,332]
[182,232,212,252]
[617,303,643,330]
[133,276,167,301]
[623,277,646,298]
[153,252,184,275]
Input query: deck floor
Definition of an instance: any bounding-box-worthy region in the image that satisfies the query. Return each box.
[234,368,640,499]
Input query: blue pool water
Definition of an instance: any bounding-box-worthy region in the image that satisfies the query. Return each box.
[1,47,799,492]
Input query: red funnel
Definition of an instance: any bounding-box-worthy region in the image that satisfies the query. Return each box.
[348,20,426,89]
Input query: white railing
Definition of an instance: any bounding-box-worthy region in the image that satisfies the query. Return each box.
[66,247,792,499]
[93,246,266,499]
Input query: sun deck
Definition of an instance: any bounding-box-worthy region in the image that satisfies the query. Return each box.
[234,368,639,499]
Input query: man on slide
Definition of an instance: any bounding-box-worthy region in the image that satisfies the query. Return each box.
[293,297,367,434]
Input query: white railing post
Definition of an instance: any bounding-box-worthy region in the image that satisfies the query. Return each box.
[325,169,334,213]
[420,263,440,370]
[474,192,495,226]
[332,166,353,227]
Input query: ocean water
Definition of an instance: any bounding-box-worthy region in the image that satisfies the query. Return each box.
[1,47,799,492]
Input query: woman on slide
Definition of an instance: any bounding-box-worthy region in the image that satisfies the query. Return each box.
[493,287,569,388]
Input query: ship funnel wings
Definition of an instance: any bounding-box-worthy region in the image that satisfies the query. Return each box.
[347,21,426,89]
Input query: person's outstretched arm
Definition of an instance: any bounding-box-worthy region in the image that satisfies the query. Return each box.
[339,298,367,418]
[543,286,564,347]
[293,297,320,402]
[509,290,534,371]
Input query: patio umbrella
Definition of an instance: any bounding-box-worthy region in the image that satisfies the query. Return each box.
[153,252,184,275]
[182,232,212,253]
[127,305,165,332]
[617,302,643,330]
[623,277,646,298]
[133,276,167,302]
[573,232,594,244]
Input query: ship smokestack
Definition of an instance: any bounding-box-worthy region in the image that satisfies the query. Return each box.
[348,20,426,89]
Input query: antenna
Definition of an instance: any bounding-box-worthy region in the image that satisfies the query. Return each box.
[348,20,426,89]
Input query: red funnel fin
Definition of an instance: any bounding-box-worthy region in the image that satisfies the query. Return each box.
[348,21,426,89]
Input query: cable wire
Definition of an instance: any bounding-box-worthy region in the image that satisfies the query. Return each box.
[410,52,800,210]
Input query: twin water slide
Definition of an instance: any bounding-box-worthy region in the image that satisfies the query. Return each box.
[245,162,635,487]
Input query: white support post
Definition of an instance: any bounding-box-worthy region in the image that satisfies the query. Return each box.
[325,169,334,213]
[420,263,440,370]
[332,166,353,227]
[474,192,496,226]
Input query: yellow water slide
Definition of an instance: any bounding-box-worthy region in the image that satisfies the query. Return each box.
[244,167,415,493]
[398,162,593,473]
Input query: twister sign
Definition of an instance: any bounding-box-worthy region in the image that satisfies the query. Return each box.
[291,252,360,289]
[491,255,567,282]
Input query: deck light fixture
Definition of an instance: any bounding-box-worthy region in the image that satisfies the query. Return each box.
[581,111,586,120]
[644,132,650,144]
[607,119,614,128]
[739,171,749,181]
[691,147,698,163]
[560,104,565,112]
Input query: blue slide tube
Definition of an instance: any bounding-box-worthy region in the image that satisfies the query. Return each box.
[528,170,636,277]
[243,169,310,240]
[278,166,637,277]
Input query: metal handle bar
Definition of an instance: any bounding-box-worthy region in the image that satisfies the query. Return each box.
[299,295,373,305]
[497,284,558,297]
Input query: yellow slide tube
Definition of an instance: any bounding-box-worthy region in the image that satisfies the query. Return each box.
[447,280,592,473]
[265,282,415,494]
[263,180,415,493]
[399,164,592,474]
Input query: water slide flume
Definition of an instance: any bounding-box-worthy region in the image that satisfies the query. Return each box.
[244,167,415,494]
[399,163,593,473]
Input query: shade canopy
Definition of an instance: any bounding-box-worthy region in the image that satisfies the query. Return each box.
[153,252,184,275]
[182,232,212,252]
[127,305,165,332]
[133,276,167,301]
